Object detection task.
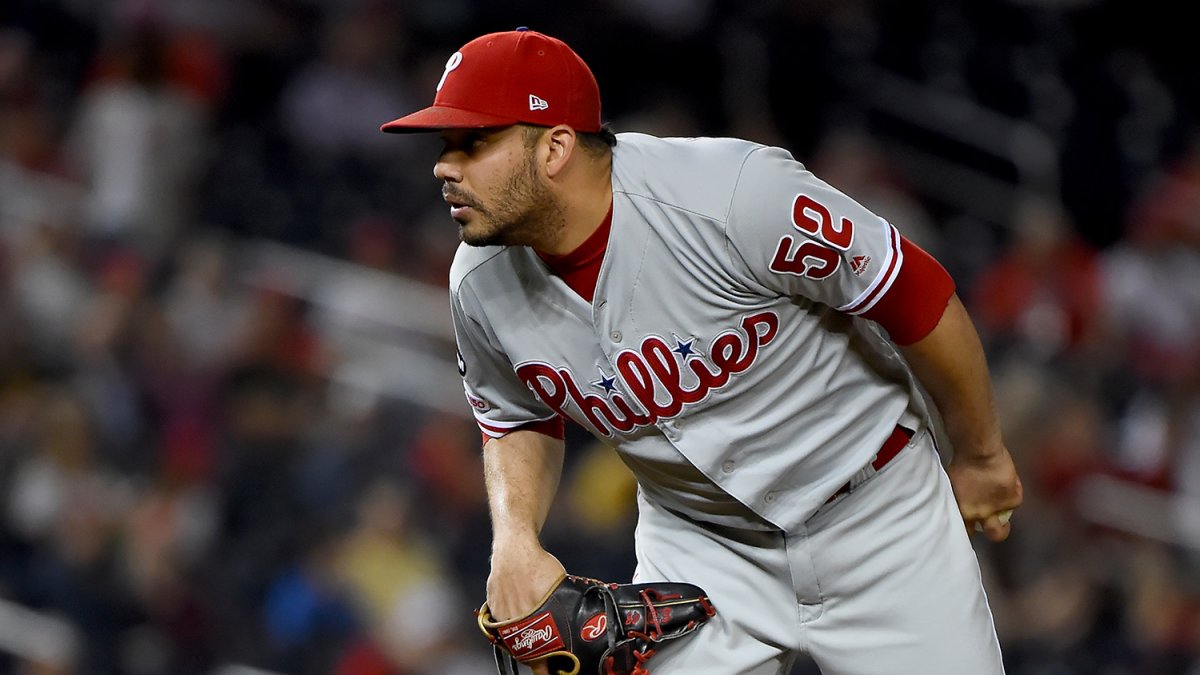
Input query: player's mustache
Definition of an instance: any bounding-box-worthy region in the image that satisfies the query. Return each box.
[442,185,481,210]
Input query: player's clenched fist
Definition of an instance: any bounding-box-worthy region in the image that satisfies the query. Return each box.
[486,546,563,675]
[947,445,1023,542]
[486,545,565,622]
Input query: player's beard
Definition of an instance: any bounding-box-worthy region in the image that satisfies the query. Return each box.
[451,149,566,248]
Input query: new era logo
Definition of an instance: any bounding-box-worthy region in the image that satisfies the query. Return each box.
[529,94,549,111]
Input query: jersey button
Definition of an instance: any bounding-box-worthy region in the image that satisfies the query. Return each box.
[610,331,622,342]
[764,492,778,504]
[721,460,735,473]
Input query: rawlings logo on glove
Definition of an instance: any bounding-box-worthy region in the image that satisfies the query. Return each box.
[500,612,563,659]
[477,574,717,675]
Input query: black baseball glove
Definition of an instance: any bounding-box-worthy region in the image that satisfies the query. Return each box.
[476,574,717,675]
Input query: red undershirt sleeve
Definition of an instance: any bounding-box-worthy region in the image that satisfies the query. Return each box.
[861,236,956,345]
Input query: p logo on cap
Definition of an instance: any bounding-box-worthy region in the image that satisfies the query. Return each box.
[380,29,602,133]
[437,52,463,92]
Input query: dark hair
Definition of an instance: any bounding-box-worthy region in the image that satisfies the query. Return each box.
[577,125,618,156]
[521,123,617,159]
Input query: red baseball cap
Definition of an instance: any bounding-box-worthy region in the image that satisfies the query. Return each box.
[380,28,602,134]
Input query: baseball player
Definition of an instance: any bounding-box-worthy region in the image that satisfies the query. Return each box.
[381,28,1023,675]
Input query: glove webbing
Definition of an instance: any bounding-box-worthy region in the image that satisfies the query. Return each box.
[605,588,714,675]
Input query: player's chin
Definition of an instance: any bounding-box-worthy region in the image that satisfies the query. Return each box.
[458,221,502,247]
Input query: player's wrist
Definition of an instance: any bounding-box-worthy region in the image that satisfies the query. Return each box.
[944,421,1005,458]
[491,527,544,555]
[951,436,1009,465]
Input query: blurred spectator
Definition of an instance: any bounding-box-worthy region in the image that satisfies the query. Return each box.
[1102,138,1200,386]
[1124,543,1200,672]
[971,194,1103,361]
[5,387,138,672]
[229,287,329,377]
[70,247,154,468]
[405,412,483,526]
[279,4,413,161]
[546,439,639,582]
[313,216,405,346]
[1025,391,1111,508]
[809,127,943,257]
[0,28,84,249]
[335,479,487,675]
[117,472,220,674]
[0,28,32,99]
[262,526,359,675]
[65,24,207,260]
[161,234,253,371]
[1101,140,1200,510]
[7,223,93,368]
[214,365,312,583]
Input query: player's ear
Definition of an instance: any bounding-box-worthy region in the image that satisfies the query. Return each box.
[543,125,578,178]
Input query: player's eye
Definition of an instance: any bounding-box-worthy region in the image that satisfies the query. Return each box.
[438,131,484,155]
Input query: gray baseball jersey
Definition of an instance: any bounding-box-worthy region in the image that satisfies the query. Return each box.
[450,132,931,532]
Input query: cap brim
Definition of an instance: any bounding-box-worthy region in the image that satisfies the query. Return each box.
[380,105,521,134]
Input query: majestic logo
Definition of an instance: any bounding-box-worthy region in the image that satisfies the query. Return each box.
[851,255,872,276]
[498,612,563,659]
[515,312,779,437]
[529,94,549,111]
[580,613,608,641]
[437,52,463,92]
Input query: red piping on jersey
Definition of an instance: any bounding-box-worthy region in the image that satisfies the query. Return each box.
[479,416,565,446]
[842,224,903,315]
[535,201,614,302]
[862,236,956,345]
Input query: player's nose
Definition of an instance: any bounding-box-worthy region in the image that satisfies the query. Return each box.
[434,156,461,183]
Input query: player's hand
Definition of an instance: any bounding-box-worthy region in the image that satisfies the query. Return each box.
[946,443,1023,542]
[486,543,566,675]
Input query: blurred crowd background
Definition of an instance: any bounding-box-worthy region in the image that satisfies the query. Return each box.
[1,0,1198,674]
